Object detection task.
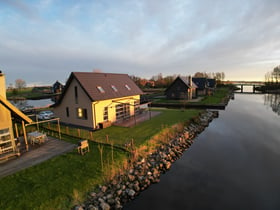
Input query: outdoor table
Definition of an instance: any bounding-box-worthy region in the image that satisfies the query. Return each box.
[28,131,47,145]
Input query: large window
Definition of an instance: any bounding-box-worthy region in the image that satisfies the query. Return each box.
[103,107,108,121]
[77,108,87,120]
[116,103,130,120]
[134,100,140,115]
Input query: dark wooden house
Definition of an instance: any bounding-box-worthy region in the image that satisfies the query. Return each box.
[165,76,197,100]
[52,81,64,94]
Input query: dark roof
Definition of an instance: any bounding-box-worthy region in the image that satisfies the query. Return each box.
[53,80,63,86]
[207,79,216,88]
[54,72,143,105]
[165,76,197,93]
[192,78,207,89]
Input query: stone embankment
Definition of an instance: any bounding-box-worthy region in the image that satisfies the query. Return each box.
[75,110,219,210]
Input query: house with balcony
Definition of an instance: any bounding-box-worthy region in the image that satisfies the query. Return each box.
[52,72,143,129]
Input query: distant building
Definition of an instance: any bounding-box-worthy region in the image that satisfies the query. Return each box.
[165,76,197,100]
[52,72,143,129]
[192,78,208,96]
[206,78,216,95]
[192,78,217,96]
[52,81,64,94]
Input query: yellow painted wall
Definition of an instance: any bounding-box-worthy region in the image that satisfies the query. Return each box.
[92,95,140,128]
[0,73,12,129]
[54,76,141,129]
[0,73,15,151]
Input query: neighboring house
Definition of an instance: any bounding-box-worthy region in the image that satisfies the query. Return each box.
[192,77,217,96]
[192,77,208,96]
[0,71,32,160]
[206,78,216,95]
[52,72,143,129]
[52,81,64,94]
[165,76,197,100]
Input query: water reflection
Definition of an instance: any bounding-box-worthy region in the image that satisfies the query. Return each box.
[264,94,280,115]
[9,99,53,111]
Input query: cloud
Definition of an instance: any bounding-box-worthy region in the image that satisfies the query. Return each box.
[1,0,280,84]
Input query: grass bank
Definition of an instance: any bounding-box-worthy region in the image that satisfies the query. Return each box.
[152,87,231,105]
[0,108,200,209]
[7,87,56,100]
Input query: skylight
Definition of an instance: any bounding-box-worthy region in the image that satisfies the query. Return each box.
[97,86,105,93]
[125,84,131,90]
[111,85,118,92]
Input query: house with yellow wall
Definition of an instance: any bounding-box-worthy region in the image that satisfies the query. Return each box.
[0,71,32,160]
[53,72,143,129]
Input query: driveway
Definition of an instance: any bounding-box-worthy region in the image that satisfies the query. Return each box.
[0,137,76,178]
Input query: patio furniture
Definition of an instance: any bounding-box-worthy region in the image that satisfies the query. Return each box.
[28,131,47,145]
[77,140,90,155]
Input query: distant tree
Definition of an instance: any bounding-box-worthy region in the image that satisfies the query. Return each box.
[15,79,26,90]
[8,83,13,90]
[272,65,280,83]
[193,72,208,78]
[92,69,102,73]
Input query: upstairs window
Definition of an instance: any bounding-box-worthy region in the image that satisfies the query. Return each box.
[125,84,131,90]
[111,85,118,92]
[74,86,78,104]
[97,86,105,93]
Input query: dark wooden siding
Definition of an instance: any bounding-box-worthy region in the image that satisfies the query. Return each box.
[165,79,189,100]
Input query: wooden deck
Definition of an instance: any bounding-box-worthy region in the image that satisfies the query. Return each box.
[0,137,75,178]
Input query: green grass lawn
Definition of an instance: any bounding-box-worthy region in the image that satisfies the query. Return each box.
[0,108,200,209]
[0,141,127,210]
[152,87,230,105]
[92,108,200,146]
[192,87,230,105]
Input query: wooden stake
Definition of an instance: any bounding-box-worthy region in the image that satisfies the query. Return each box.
[22,121,28,151]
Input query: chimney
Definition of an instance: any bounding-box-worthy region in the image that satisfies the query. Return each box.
[188,75,193,99]
[0,70,6,98]
[188,75,192,87]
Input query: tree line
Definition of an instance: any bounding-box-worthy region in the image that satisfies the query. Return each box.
[265,65,280,84]
[130,72,225,88]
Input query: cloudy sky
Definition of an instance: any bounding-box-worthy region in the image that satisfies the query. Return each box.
[1,0,280,86]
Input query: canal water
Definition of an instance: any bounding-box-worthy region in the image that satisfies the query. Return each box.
[9,98,53,109]
[124,94,280,210]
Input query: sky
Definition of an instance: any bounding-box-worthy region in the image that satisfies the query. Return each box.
[1,0,280,86]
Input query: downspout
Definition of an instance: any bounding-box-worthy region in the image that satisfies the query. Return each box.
[92,102,98,129]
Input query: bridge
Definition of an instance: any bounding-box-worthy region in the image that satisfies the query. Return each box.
[228,81,265,93]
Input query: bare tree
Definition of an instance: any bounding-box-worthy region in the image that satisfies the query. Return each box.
[273,66,280,83]
[15,79,26,90]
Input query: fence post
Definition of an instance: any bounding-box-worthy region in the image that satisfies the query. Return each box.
[78,129,81,138]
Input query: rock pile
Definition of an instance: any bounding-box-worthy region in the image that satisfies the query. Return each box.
[75,110,219,210]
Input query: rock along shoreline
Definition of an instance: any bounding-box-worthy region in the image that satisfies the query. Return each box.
[75,110,219,210]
